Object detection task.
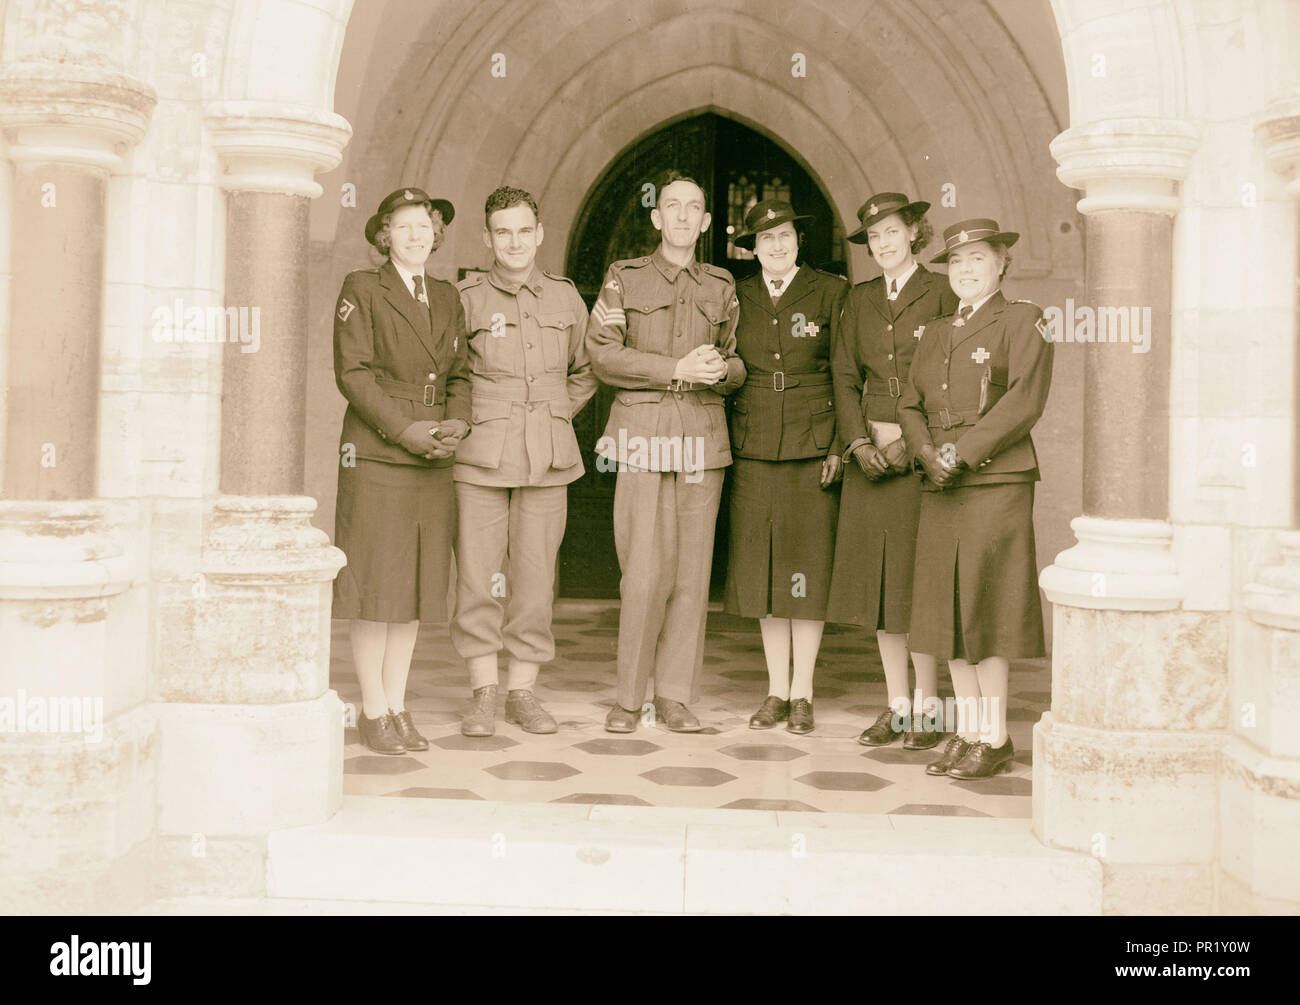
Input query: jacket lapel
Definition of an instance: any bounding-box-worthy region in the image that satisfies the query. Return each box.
[774,265,815,313]
[892,268,933,318]
[380,260,438,365]
[950,290,1006,351]
[739,273,776,318]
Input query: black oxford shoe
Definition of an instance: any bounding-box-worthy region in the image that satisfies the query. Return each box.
[389,709,429,752]
[749,695,790,729]
[947,738,1015,780]
[925,735,972,775]
[787,698,814,734]
[858,708,904,746]
[653,697,702,732]
[903,724,943,750]
[358,711,407,755]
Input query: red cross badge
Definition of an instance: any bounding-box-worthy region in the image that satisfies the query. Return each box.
[971,347,990,363]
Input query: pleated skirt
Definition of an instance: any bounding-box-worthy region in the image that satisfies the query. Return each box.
[907,482,1045,662]
[333,459,456,623]
[825,465,922,632]
[724,457,839,620]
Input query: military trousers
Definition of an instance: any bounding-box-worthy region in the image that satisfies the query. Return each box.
[612,467,725,710]
[451,481,568,691]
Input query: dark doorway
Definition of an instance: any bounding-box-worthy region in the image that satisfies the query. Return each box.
[559,113,847,598]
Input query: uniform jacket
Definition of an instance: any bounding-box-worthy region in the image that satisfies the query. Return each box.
[333,259,472,468]
[832,266,957,458]
[898,290,1053,490]
[585,247,746,471]
[454,265,599,486]
[729,266,849,460]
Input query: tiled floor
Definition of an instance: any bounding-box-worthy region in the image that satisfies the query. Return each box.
[334,603,1050,818]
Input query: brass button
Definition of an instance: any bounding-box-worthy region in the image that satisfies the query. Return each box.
[529,375,536,383]
[887,353,893,360]
[675,392,683,398]
[679,297,685,303]
[886,324,893,331]
[527,343,533,349]
[523,311,530,318]
[771,318,778,325]
[944,358,949,364]
[427,372,436,380]
[774,352,781,359]
[941,383,948,390]
[528,403,535,411]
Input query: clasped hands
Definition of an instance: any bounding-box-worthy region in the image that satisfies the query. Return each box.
[850,437,910,481]
[397,418,469,460]
[673,344,728,385]
[916,442,966,488]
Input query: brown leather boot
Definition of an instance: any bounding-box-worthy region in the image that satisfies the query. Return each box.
[505,689,557,734]
[461,684,498,737]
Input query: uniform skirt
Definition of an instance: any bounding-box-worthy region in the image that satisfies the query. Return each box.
[333,459,456,623]
[907,482,1045,662]
[724,457,838,620]
[825,465,921,632]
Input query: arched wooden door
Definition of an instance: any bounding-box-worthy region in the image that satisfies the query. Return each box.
[560,113,847,598]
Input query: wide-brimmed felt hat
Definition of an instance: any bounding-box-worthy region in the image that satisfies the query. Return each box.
[365,187,456,248]
[846,192,930,244]
[732,199,813,250]
[930,217,1020,264]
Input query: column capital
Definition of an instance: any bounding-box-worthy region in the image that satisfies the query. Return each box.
[0,65,155,171]
[1256,93,1300,197]
[1039,516,1182,611]
[205,101,352,198]
[1243,531,1300,631]
[1049,118,1199,215]
[0,501,131,600]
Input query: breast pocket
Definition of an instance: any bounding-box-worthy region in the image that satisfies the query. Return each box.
[470,318,518,377]
[810,396,835,450]
[535,312,573,373]
[695,298,727,346]
[623,290,674,353]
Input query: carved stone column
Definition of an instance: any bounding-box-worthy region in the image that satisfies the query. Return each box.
[1035,119,1227,914]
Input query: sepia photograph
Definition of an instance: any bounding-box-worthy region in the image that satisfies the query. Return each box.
[0,0,1297,950]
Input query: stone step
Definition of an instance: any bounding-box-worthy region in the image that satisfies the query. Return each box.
[261,796,1101,914]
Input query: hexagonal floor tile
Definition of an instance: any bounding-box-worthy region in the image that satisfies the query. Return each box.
[795,770,892,792]
[573,738,663,756]
[717,743,808,762]
[485,760,581,781]
[344,755,425,775]
[384,787,485,799]
[888,803,990,816]
[861,747,939,764]
[719,798,822,812]
[551,792,652,805]
[949,775,1032,797]
[640,766,737,787]
[433,734,519,751]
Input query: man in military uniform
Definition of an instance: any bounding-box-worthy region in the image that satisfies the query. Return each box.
[586,171,746,732]
[452,186,599,737]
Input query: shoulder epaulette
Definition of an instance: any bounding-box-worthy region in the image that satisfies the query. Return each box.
[542,270,578,290]
[700,261,733,281]
[455,272,486,292]
[1006,298,1043,312]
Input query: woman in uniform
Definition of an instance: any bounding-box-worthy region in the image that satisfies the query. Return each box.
[899,218,1053,779]
[827,193,956,750]
[332,187,473,755]
[725,199,848,735]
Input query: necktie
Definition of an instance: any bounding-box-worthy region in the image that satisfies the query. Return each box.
[412,274,428,304]
[953,303,973,329]
[888,278,897,300]
[772,278,783,293]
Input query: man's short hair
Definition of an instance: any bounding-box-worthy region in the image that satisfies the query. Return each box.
[657,170,708,212]
[484,186,539,227]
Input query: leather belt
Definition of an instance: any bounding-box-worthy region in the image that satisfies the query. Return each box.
[864,376,904,398]
[745,371,833,392]
[377,376,443,406]
[668,378,707,392]
[925,407,975,430]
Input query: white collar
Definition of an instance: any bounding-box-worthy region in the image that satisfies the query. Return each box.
[392,260,424,296]
[960,290,998,317]
[883,261,919,297]
[763,263,799,293]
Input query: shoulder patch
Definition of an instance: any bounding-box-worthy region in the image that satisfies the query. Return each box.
[337,298,357,322]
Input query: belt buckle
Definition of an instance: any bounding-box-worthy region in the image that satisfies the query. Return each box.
[888,376,902,397]
[423,384,436,407]
[669,378,683,392]
[772,371,785,392]
[939,407,953,429]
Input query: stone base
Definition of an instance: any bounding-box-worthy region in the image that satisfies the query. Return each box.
[1217,737,1300,905]
[154,834,268,900]
[1101,861,1214,915]
[157,690,343,836]
[1033,712,1222,864]
[0,707,158,913]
